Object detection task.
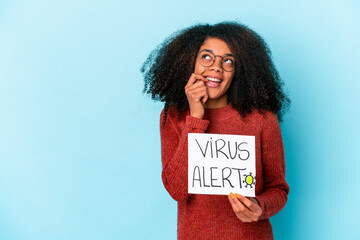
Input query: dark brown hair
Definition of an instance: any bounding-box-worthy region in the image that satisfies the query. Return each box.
[141,22,290,124]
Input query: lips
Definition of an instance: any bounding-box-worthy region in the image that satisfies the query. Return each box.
[205,76,223,88]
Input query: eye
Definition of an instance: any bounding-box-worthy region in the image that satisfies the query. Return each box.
[201,54,212,60]
[223,58,234,65]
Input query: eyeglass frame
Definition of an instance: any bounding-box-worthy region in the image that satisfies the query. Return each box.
[196,49,236,72]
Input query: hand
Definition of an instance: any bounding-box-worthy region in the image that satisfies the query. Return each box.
[228,192,263,223]
[184,73,208,119]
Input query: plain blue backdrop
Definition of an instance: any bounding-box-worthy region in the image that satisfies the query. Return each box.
[1,0,359,239]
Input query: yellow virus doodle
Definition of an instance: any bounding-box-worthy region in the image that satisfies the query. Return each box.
[243,172,256,188]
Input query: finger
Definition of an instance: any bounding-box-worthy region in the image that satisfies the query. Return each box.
[185,81,205,94]
[184,73,197,89]
[228,195,252,222]
[228,196,252,222]
[201,94,208,104]
[194,69,208,82]
[235,193,260,212]
[201,87,209,104]
[230,193,257,220]
[189,87,207,96]
[186,86,207,100]
[185,73,208,89]
[192,74,208,85]
[186,80,206,91]
[185,86,206,98]
[186,85,207,95]
[188,89,207,102]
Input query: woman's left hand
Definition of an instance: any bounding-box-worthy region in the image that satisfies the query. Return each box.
[228,192,262,222]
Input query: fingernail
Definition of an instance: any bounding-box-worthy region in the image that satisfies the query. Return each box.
[204,77,209,82]
[230,192,235,199]
[235,193,241,199]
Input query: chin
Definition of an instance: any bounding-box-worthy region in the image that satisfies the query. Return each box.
[207,94,218,99]
[207,91,223,99]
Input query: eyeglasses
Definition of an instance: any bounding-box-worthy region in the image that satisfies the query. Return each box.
[197,50,235,72]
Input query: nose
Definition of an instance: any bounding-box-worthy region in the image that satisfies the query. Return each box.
[209,56,223,72]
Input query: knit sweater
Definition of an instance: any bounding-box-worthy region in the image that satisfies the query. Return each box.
[160,104,289,240]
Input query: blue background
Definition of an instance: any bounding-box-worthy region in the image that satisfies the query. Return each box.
[1,0,359,239]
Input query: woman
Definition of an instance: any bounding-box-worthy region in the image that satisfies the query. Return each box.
[141,22,290,240]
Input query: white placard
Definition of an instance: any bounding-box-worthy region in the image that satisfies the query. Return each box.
[188,133,256,197]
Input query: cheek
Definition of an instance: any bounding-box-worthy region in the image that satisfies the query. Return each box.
[224,74,235,88]
[194,62,205,74]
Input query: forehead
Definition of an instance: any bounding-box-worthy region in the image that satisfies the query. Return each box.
[199,38,232,55]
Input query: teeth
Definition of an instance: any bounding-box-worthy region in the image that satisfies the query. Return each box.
[206,77,222,82]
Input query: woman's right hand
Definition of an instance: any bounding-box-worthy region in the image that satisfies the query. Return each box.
[184,73,209,119]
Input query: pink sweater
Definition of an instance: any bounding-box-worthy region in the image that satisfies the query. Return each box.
[160,104,289,240]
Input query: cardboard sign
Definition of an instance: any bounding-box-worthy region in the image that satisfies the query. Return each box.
[188,133,256,197]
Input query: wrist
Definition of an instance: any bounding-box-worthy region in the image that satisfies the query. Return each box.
[190,112,204,119]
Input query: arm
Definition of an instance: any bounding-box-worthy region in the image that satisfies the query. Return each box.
[160,109,209,202]
[255,113,290,219]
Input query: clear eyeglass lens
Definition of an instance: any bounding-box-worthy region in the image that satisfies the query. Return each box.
[198,51,235,71]
[222,58,235,71]
[198,52,214,66]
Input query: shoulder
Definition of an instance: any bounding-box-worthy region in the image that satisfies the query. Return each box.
[160,105,187,119]
[160,105,188,128]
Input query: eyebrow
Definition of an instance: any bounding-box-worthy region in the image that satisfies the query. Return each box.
[201,49,234,57]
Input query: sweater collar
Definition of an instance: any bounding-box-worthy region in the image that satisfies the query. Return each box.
[203,103,238,122]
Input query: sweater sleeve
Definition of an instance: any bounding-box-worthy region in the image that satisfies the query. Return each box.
[160,109,210,202]
[255,113,290,219]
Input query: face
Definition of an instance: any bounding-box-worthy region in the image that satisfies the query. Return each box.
[194,37,235,108]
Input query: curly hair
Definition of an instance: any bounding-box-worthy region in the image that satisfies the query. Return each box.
[141,21,290,124]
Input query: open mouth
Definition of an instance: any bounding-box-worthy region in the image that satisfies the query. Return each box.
[205,77,223,88]
[205,77,223,83]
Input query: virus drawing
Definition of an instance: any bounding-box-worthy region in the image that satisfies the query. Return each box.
[243,172,256,188]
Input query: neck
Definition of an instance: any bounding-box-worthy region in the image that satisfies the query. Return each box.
[204,95,229,109]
